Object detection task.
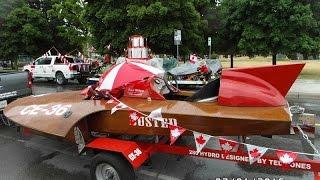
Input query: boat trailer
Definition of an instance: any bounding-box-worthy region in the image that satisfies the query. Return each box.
[56,106,320,180]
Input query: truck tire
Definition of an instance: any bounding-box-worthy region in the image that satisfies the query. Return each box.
[78,77,87,85]
[91,152,135,180]
[55,72,67,85]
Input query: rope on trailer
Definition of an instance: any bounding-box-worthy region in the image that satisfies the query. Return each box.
[289,105,305,114]
[296,125,320,155]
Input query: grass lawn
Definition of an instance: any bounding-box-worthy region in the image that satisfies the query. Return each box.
[220,56,320,79]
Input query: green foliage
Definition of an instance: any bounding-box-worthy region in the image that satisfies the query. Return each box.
[27,0,85,53]
[85,0,209,56]
[218,0,320,57]
[0,0,25,25]
[48,0,88,49]
[0,6,52,60]
[1,0,319,62]
[0,0,87,62]
[213,3,240,56]
[210,52,219,59]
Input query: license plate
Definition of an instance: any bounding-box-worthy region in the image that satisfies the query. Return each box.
[0,100,7,109]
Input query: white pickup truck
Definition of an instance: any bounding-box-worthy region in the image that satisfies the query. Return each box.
[23,55,91,85]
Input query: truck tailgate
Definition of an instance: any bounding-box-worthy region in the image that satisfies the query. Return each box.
[0,71,32,102]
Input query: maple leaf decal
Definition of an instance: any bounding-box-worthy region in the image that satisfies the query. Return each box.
[129,112,139,126]
[221,142,233,151]
[250,148,261,158]
[280,153,294,164]
[130,112,139,121]
[171,128,181,138]
[196,135,206,145]
[129,119,136,126]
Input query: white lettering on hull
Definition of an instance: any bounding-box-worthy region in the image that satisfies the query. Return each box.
[133,117,177,128]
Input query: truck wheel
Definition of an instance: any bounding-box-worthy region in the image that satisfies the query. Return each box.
[91,153,135,180]
[78,77,87,84]
[55,72,67,85]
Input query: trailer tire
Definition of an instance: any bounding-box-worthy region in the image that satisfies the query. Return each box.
[91,152,135,180]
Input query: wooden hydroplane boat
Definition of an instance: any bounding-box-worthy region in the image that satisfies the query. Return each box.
[3,63,304,142]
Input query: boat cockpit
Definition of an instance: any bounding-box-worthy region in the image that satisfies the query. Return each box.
[122,75,220,103]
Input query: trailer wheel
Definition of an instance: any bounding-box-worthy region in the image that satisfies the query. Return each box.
[91,153,135,180]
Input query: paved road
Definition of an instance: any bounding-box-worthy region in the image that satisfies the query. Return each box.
[0,79,318,180]
[287,79,320,114]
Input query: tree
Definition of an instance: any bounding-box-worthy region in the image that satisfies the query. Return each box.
[219,0,319,64]
[85,0,208,57]
[0,6,52,67]
[26,0,85,53]
[305,0,320,59]
[214,2,242,67]
[0,0,25,26]
[48,0,88,52]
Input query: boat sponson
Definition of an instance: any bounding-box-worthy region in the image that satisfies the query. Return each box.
[218,63,305,107]
[3,91,291,137]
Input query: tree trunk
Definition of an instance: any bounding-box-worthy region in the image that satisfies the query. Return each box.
[13,59,18,70]
[230,54,234,68]
[10,61,14,69]
[303,54,308,60]
[272,54,276,65]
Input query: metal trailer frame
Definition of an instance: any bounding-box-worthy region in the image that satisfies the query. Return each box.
[85,135,320,180]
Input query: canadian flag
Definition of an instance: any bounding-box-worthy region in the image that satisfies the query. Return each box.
[128,110,142,126]
[169,125,186,145]
[219,138,238,153]
[276,150,297,165]
[246,144,268,164]
[193,131,211,154]
[111,102,128,114]
[147,108,163,122]
[189,54,198,64]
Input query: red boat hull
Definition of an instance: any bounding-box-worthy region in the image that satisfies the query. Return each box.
[218,63,305,107]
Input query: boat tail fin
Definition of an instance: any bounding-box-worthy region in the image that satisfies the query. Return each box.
[218,63,305,107]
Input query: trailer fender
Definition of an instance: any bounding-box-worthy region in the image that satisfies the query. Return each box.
[86,137,150,169]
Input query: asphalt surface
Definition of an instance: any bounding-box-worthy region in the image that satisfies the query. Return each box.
[0,79,319,180]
